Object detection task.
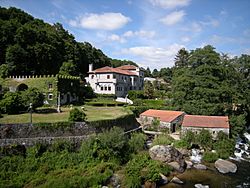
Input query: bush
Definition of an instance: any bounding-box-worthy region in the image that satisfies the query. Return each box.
[152,134,174,146]
[196,129,213,150]
[174,139,190,149]
[128,90,145,100]
[21,88,44,109]
[182,130,195,146]
[129,133,146,153]
[0,92,24,114]
[213,139,235,159]
[68,108,86,122]
[203,152,219,163]
[124,152,172,188]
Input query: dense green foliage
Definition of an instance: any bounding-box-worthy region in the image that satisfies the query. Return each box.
[124,152,172,188]
[0,88,44,114]
[152,134,174,146]
[171,45,250,134]
[68,108,86,122]
[0,128,171,187]
[0,7,136,77]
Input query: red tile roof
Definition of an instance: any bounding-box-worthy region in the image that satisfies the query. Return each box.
[182,115,229,129]
[89,66,138,76]
[117,65,137,70]
[140,109,184,123]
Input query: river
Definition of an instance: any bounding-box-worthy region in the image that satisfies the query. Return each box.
[161,160,250,188]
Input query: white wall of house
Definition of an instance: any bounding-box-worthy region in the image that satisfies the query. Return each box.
[181,127,229,139]
[87,68,144,97]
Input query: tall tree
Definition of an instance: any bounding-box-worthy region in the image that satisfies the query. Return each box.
[174,48,189,68]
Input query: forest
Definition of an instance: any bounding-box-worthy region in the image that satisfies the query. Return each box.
[0,7,136,78]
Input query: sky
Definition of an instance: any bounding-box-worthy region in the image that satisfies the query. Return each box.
[1,0,250,69]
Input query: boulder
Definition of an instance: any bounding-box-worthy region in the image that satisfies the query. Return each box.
[149,145,186,172]
[177,148,190,156]
[159,173,168,185]
[144,181,156,188]
[194,164,207,170]
[215,159,237,174]
[171,176,183,184]
[195,184,209,188]
[185,160,193,169]
[108,174,120,188]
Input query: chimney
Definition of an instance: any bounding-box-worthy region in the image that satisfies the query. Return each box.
[89,64,93,72]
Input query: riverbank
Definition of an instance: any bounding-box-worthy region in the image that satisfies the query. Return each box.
[161,160,250,188]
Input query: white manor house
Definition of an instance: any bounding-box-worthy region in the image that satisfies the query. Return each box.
[86,64,144,97]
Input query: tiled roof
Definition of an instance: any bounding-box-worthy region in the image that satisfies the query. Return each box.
[117,65,137,70]
[182,115,229,128]
[140,109,184,123]
[89,66,137,76]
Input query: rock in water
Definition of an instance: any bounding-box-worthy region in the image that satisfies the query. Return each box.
[171,176,183,184]
[149,145,186,172]
[215,159,237,174]
[159,173,168,185]
[194,164,207,170]
[195,184,209,188]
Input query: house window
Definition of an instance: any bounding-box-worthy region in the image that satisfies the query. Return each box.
[48,84,53,89]
[113,74,116,79]
[130,78,132,82]
[48,93,53,100]
[130,86,132,90]
[107,75,110,79]
[108,86,111,91]
[91,75,94,79]
[105,86,107,90]
[101,86,104,91]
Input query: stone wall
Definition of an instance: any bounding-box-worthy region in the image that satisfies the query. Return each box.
[181,127,229,139]
[0,114,139,147]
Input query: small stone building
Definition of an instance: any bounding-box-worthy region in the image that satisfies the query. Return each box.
[181,115,230,138]
[140,109,185,133]
[0,75,80,106]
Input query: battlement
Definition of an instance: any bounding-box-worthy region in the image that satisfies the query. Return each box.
[8,74,80,80]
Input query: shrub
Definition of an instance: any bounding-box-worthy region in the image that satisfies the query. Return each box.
[96,127,129,163]
[217,131,228,140]
[182,130,195,146]
[213,139,235,159]
[152,134,174,146]
[0,92,24,114]
[129,133,146,153]
[203,152,219,163]
[128,90,145,100]
[68,108,86,122]
[196,129,213,150]
[124,152,172,188]
[21,88,44,109]
[174,139,190,149]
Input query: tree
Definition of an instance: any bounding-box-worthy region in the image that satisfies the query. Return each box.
[152,69,159,78]
[59,60,77,76]
[144,81,154,99]
[0,92,24,114]
[0,64,9,78]
[230,114,246,138]
[144,67,152,77]
[21,88,44,109]
[174,48,189,68]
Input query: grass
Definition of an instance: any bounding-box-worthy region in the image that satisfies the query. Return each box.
[0,105,132,124]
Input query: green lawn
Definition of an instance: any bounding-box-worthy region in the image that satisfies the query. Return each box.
[0,105,132,124]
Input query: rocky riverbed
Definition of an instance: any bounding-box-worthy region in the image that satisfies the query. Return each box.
[159,132,250,188]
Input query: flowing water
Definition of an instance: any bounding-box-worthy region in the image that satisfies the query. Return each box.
[161,133,250,188]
